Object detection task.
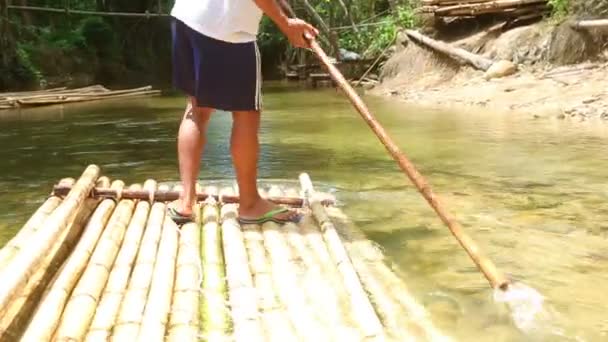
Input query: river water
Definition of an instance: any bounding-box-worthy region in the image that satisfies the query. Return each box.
[0,84,606,341]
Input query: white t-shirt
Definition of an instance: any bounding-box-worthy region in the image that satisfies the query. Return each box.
[171,0,263,43]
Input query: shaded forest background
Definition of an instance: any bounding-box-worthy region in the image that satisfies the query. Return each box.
[0,0,602,91]
[0,0,417,90]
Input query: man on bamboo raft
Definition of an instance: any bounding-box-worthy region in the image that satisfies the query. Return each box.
[168,0,318,224]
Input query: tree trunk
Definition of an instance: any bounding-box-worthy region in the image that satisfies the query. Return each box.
[388,0,400,14]
[0,0,14,70]
[295,0,340,60]
[337,0,359,34]
[16,0,32,26]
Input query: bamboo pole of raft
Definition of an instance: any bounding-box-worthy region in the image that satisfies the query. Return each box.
[199,186,230,342]
[86,180,157,341]
[111,186,168,341]
[166,213,201,341]
[282,189,359,336]
[260,187,343,341]
[292,13,510,289]
[0,179,106,341]
[53,184,139,341]
[238,189,298,341]
[296,176,386,340]
[220,188,265,342]
[168,182,202,341]
[0,178,73,270]
[0,164,100,316]
[52,184,335,206]
[21,180,123,342]
[281,188,363,340]
[326,206,453,342]
[136,190,180,342]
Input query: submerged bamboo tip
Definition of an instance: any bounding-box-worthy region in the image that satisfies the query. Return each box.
[97,176,111,188]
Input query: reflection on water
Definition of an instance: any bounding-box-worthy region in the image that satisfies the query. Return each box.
[1,85,607,341]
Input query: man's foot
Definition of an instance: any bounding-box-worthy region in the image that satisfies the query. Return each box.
[167,200,194,225]
[238,198,300,225]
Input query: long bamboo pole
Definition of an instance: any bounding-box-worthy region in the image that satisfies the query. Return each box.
[53,184,139,341]
[298,174,385,340]
[289,6,510,289]
[0,164,100,315]
[0,178,73,270]
[21,180,122,342]
[52,184,334,206]
[86,180,157,341]
[111,186,168,341]
[199,186,230,341]
[0,184,101,341]
[220,188,265,342]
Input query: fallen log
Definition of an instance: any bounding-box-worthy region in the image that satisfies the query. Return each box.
[570,19,608,29]
[440,3,549,16]
[435,0,546,16]
[404,29,494,70]
[422,0,492,5]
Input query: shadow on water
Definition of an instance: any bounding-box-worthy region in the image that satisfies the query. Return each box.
[1,85,608,341]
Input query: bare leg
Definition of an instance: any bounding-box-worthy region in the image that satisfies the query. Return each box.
[231,110,297,220]
[176,97,213,216]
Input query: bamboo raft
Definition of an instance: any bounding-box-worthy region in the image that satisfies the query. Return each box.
[0,85,161,110]
[0,165,452,342]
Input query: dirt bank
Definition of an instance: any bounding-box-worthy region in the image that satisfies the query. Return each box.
[372,19,608,122]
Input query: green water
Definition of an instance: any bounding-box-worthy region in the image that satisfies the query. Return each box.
[1,85,607,341]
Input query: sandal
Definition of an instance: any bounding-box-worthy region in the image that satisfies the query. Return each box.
[237,207,301,225]
[167,206,193,225]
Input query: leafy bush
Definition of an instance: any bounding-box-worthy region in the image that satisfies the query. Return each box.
[548,0,569,18]
[15,45,45,86]
[339,4,418,57]
[80,17,116,55]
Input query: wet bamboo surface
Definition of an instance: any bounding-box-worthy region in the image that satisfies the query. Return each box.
[0,165,451,341]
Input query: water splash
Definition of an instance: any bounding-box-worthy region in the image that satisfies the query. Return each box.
[494,282,546,332]
[493,282,581,341]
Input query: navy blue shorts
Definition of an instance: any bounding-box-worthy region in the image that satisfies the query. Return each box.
[171,18,262,111]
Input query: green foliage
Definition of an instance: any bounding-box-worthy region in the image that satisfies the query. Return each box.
[548,0,569,18]
[39,26,87,51]
[339,4,418,57]
[80,17,114,51]
[258,16,288,56]
[14,45,45,86]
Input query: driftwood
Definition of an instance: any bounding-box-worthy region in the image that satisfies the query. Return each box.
[570,19,608,29]
[405,29,494,70]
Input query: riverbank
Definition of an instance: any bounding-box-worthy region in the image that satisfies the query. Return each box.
[371,60,608,121]
[371,17,608,122]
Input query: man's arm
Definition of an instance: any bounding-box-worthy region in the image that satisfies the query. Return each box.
[252,0,318,48]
